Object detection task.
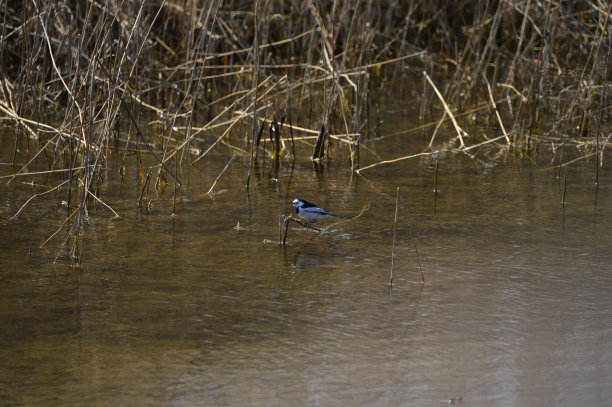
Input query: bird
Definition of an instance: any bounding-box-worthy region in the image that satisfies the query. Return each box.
[292,198,348,222]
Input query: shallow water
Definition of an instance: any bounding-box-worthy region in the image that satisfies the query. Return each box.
[1,119,611,406]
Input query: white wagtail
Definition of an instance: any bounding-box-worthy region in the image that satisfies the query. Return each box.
[292,199,349,222]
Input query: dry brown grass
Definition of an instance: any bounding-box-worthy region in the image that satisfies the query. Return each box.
[1,0,610,258]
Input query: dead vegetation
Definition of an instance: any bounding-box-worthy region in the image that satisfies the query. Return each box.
[1,0,610,258]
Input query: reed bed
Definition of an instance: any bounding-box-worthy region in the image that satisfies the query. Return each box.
[1,0,610,258]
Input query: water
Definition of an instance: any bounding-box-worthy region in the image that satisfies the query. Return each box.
[1,122,611,406]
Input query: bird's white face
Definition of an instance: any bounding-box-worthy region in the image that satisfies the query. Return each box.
[292,199,304,208]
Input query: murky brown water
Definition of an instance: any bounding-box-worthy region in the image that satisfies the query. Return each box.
[1,112,612,406]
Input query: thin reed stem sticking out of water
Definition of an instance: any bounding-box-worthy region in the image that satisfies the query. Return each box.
[561,164,568,206]
[594,3,611,187]
[172,156,178,217]
[561,164,568,228]
[246,0,261,190]
[389,187,400,288]
[396,192,426,286]
[356,151,439,175]
[433,151,440,213]
[207,156,236,195]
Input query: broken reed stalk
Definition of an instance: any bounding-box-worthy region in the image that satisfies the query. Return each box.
[207,156,236,195]
[39,206,80,249]
[85,189,121,219]
[428,111,447,149]
[356,151,439,175]
[483,73,510,145]
[423,71,466,148]
[9,179,70,220]
[390,187,400,288]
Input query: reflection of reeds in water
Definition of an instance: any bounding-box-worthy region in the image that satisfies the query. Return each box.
[2,1,610,259]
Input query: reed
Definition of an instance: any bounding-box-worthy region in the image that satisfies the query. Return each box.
[389,187,400,288]
[1,0,609,257]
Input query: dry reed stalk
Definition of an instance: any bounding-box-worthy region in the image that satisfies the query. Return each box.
[428,111,447,149]
[482,73,510,145]
[389,187,400,287]
[189,75,275,165]
[207,156,236,195]
[356,151,439,175]
[246,0,262,190]
[505,0,533,86]
[423,71,466,148]
[39,206,80,249]
[9,179,70,220]
[85,189,121,219]
[433,151,440,193]
[117,95,183,186]
[593,1,612,186]
[2,0,611,261]
[561,164,568,207]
